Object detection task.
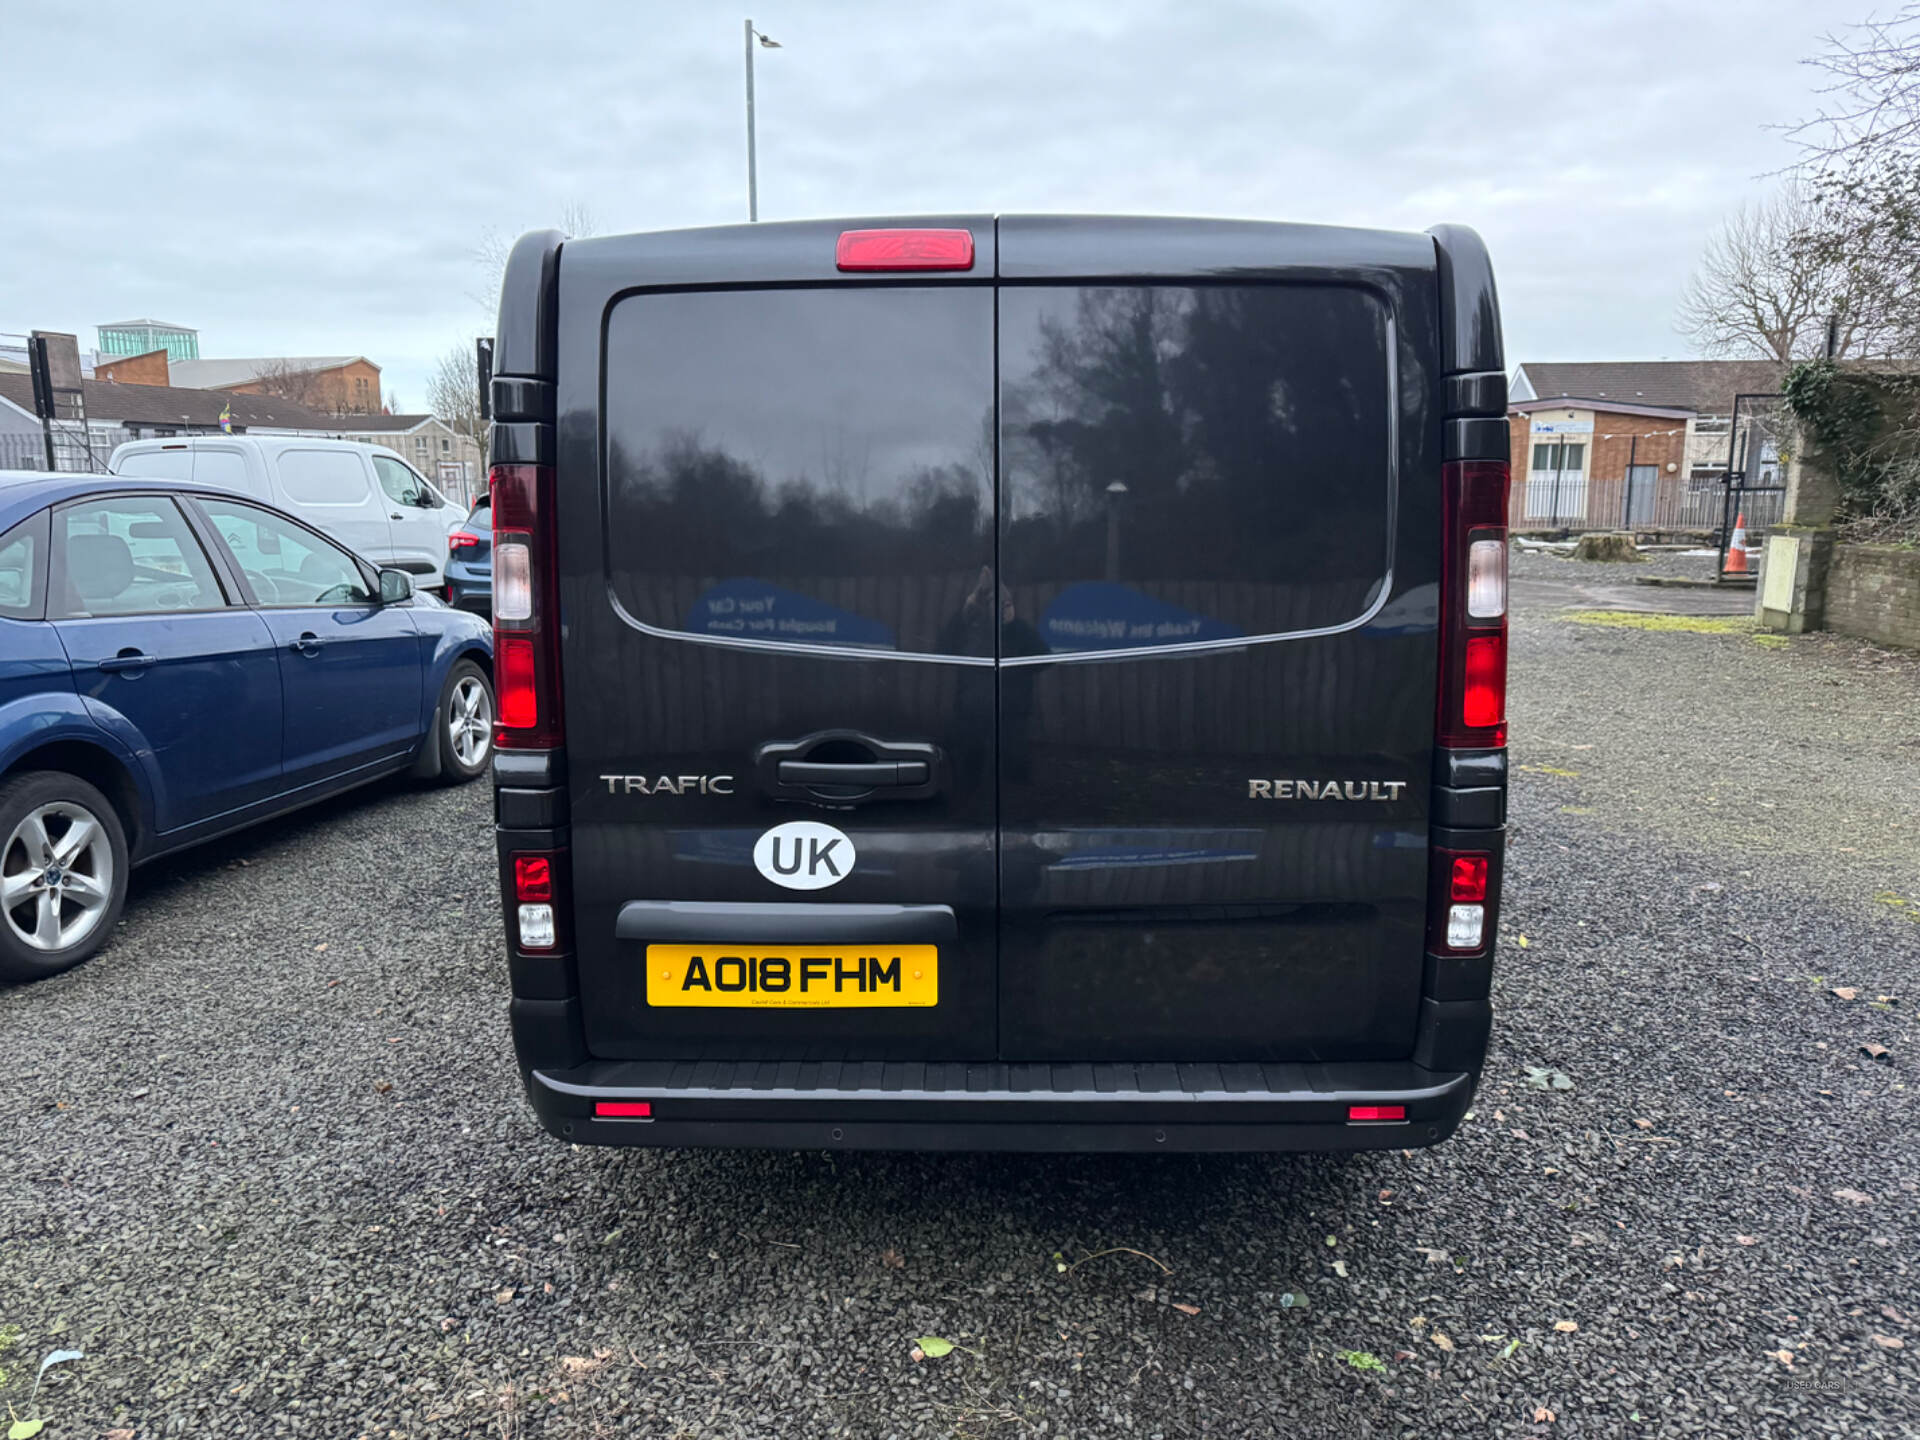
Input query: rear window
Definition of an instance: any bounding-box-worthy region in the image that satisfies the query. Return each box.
[116,448,250,492]
[999,284,1394,650]
[602,287,994,656]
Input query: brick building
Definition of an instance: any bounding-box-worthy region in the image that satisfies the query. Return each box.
[1507,360,1788,534]
[169,355,383,414]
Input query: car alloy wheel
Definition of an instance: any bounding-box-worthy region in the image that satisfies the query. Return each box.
[1,800,116,954]
[449,673,493,769]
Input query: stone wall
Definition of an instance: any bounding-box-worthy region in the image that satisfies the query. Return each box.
[1825,543,1920,649]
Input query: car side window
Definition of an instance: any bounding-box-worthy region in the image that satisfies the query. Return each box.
[0,510,49,619]
[52,497,227,619]
[373,454,426,507]
[197,497,376,607]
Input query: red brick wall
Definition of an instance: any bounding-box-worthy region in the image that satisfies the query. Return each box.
[1586,410,1688,527]
[95,350,170,386]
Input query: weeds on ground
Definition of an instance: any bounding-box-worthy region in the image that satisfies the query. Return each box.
[1561,610,1756,634]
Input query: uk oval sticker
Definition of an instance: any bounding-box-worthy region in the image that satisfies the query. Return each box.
[753,820,855,890]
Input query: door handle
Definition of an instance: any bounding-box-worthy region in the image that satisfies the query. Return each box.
[97,649,156,674]
[389,512,405,520]
[777,760,929,787]
[289,632,326,657]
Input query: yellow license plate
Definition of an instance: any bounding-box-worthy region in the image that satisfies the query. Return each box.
[645,945,939,1008]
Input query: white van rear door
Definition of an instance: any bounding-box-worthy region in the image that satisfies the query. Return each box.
[270,447,394,565]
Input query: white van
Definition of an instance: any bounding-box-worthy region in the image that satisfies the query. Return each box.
[108,435,463,588]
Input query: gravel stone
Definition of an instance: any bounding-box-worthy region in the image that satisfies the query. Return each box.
[1,593,1915,1437]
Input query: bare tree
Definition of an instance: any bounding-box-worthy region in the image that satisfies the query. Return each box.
[471,202,599,317]
[1675,185,1881,361]
[427,340,488,481]
[247,358,333,411]
[1786,9,1920,359]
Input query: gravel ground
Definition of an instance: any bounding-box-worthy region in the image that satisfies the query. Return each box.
[3,617,1917,1439]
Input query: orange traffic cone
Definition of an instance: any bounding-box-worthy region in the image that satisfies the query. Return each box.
[1725,512,1749,574]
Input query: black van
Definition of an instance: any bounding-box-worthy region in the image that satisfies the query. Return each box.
[489,216,1509,1152]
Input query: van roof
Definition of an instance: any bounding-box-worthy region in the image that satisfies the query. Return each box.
[111,434,375,454]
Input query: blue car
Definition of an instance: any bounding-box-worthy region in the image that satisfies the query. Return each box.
[443,497,491,616]
[0,473,495,981]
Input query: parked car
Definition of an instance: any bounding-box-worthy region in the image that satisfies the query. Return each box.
[108,436,463,589]
[487,217,1509,1153]
[0,472,495,981]
[444,497,492,616]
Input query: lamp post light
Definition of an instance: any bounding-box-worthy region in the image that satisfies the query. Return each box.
[744,19,781,222]
[1104,481,1129,580]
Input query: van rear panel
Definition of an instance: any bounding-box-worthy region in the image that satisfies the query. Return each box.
[492,215,1505,1150]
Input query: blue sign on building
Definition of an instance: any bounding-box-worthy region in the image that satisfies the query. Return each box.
[686,578,896,649]
[1039,581,1242,653]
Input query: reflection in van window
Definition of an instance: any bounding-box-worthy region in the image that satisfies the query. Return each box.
[115,449,250,493]
[602,287,995,656]
[277,450,371,507]
[999,285,1394,648]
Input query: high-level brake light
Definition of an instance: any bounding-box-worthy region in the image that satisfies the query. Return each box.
[835,229,975,272]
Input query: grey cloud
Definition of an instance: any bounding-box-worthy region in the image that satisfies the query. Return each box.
[3,0,1858,406]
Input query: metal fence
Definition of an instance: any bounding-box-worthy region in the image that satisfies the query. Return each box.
[0,424,129,474]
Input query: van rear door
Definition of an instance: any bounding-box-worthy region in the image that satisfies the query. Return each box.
[557,219,1000,1061]
[993,217,1444,1062]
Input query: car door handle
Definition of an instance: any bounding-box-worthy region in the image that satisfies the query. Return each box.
[289,632,327,656]
[776,760,930,787]
[390,512,405,520]
[97,649,156,674]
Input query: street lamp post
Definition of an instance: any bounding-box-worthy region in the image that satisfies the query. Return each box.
[744,19,781,222]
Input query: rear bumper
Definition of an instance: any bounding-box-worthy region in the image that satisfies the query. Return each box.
[522,1057,1479,1152]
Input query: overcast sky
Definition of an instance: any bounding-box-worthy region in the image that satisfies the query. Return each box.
[4,0,1860,411]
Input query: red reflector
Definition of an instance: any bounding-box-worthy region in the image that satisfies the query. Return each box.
[836,228,975,272]
[1462,632,1505,729]
[594,1101,652,1118]
[1348,1104,1406,1122]
[513,855,552,902]
[1449,855,1489,903]
[498,635,537,729]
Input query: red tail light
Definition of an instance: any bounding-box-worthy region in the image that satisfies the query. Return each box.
[1348,1104,1406,1122]
[836,228,975,272]
[506,849,568,952]
[448,530,482,555]
[1437,460,1509,748]
[513,855,552,902]
[594,1101,652,1119]
[1449,855,1489,903]
[490,464,563,748]
[1430,847,1496,954]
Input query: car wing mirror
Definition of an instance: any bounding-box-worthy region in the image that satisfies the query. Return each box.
[378,568,414,604]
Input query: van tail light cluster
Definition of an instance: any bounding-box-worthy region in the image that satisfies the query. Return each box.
[1437,459,1509,747]
[509,849,568,952]
[1428,847,1495,954]
[490,464,563,748]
